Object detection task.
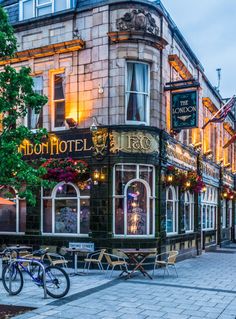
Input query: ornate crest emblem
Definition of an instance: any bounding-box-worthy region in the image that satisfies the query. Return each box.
[116,9,159,36]
[91,128,108,159]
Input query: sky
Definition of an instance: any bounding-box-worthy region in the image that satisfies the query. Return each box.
[161,0,236,98]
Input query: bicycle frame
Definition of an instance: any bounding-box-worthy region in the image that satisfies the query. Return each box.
[8,258,48,299]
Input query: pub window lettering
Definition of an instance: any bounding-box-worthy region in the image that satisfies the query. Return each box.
[126,62,150,125]
[19,0,71,21]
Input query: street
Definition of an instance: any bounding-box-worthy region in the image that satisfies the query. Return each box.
[0,248,235,319]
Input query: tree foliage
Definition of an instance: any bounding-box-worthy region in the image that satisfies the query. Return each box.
[0,6,48,205]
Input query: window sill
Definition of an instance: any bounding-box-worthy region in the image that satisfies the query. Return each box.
[166,232,178,237]
[42,233,89,237]
[113,235,155,239]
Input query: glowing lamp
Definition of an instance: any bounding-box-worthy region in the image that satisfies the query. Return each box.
[186,181,191,187]
[93,170,100,180]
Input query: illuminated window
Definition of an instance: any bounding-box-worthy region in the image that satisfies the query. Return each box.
[52,73,65,130]
[113,164,155,237]
[19,0,70,21]
[0,187,26,233]
[126,62,150,125]
[28,76,43,130]
[42,182,90,235]
[166,186,178,234]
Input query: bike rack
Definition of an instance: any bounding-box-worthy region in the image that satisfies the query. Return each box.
[8,258,47,299]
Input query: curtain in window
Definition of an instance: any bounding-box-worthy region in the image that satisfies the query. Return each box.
[127,63,148,122]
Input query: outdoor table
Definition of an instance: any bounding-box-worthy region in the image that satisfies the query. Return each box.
[118,248,156,280]
[65,247,92,276]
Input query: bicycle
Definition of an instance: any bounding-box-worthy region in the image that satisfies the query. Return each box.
[1,248,70,299]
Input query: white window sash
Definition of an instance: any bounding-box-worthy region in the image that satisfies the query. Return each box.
[20,0,70,20]
[125,61,150,126]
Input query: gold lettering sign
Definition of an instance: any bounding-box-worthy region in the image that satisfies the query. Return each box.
[202,162,220,180]
[19,138,92,157]
[110,131,159,154]
[167,142,197,169]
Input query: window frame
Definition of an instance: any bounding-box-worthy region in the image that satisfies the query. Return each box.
[50,69,66,131]
[0,189,26,234]
[125,61,150,126]
[27,75,44,131]
[113,164,155,238]
[201,186,217,231]
[184,191,194,233]
[166,186,178,236]
[19,0,71,21]
[41,182,90,237]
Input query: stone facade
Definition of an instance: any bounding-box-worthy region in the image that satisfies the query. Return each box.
[0,0,235,254]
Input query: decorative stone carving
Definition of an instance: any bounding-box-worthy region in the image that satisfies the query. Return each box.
[116,9,159,36]
[91,128,108,160]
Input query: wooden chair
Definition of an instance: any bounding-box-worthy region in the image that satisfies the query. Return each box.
[104,253,128,278]
[153,250,178,277]
[45,252,68,268]
[84,249,106,273]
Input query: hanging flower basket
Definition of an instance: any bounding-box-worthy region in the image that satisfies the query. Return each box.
[221,185,235,200]
[165,165,205,194]
[41,158,90,184]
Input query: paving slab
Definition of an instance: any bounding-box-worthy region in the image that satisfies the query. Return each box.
[0,250,235,319]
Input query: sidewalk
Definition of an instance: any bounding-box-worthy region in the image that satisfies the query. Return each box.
[0,249,236,319]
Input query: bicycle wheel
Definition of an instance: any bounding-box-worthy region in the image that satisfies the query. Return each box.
[44,266,70,298]
[2,263,24,295]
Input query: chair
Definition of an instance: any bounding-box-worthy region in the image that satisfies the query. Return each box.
[45,252,68,268]
[153,250,178,277]
[104,253,128,278]
[84,249,106,273]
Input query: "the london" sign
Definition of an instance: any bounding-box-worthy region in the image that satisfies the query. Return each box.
[171,90,198,130]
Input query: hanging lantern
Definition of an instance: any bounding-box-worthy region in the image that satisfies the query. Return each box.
[93,169,100,180]
[167,175,173,183]
[185,181,191,188]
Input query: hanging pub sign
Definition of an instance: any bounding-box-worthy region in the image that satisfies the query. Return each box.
[171,90,198,130]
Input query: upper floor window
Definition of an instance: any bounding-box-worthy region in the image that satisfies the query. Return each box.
[28,76,43,130]
[19,0,71,21]
[126,62,150,125]
[52,72,65,130]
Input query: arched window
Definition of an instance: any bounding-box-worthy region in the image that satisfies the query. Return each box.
[126,180,149,235]
[166,186,178,234]
[113,164,155,237]
[42,182,90,235]
[184,191,194,232]
[0,187,26,233]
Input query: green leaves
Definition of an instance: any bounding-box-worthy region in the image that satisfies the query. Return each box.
[0,6,48,205]
[0,7,17,58]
